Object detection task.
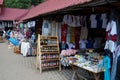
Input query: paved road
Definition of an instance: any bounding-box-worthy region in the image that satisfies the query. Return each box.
[0,43,73,80]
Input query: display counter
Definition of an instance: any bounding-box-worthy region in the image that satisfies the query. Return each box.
[67,53,104,80]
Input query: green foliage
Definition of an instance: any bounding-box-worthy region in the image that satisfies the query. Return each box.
[4,0,45,9]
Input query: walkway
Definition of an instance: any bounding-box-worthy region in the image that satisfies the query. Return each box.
[0,43,73,80]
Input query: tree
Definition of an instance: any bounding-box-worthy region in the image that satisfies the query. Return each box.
[4,0,32,9]
[4,0,45,9]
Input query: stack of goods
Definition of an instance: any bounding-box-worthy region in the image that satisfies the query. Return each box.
[0,36,3,42]
[60,49,77,67]
[13,46,21,54]
[60,49,77,56]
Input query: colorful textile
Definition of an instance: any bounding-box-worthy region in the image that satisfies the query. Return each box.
[103,55,110,80]
[8,38,19,46]
[80,27,88,40]
[61,24,67,42]
[105,20,117,53]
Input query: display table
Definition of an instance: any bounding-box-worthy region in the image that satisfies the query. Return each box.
[67,55,103,80]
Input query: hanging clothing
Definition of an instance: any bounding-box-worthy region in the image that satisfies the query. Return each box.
[104,40,117,53]
[101,13,107,28]
[104,49,113,73]
[58,22,62,42]
[51,21,56,36]
[61,24,67,42]
[75,27,80,49]
[63,15,81,27]
[80,27,88,40]
[86,15,91,28]
[111,45,120,80]
[63,15,69,25]
[66,27,70,42]
[76,16,81,27]
[20,23,24,29]
[71,15,76,27]
[106,20,117,36]
[110,21,117,35]
[96,14,102,28]
[42,20,51,36]
[70,27,75,43]
[115,55,120,80]
[90,14,97,28]
[105,20,117,53]
[30,21,36,27]
[103,55,111,80]
[27,22,31,28]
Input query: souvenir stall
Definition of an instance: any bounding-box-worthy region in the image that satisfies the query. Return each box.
[59,12,108,69]
[38,2,120,80]
[6,20,37,56]
[58,6,120,80]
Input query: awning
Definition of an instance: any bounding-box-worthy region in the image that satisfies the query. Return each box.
[0,0,3,5]
[0,8,28,21]
[22,0,91,20]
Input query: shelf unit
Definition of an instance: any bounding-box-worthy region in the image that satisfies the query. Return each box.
[36,34,61,73]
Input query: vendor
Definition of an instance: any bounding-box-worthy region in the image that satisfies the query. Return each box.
[59,41,68,53]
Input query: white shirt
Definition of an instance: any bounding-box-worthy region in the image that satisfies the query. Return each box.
[110,21,117,35]
[106,20,117,35]
[104,40,117,53]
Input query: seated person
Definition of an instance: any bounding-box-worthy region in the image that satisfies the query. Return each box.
[59,41,68,53]
[79,38,87,53]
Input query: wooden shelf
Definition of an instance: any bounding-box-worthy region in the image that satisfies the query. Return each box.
[40,52,59,53]
[36,34,61,73]
[41,58,59,61]
[42,66,59,69]
[41,45,58,46]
